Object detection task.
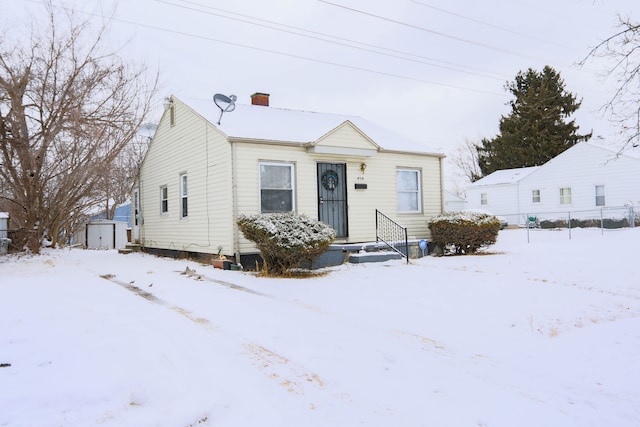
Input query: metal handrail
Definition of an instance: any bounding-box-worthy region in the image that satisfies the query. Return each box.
[375,209,409,263]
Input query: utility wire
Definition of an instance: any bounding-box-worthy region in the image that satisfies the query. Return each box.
[318,0,564,65]
[409,0,574,50]
[48,3,505,97]
[160,0,507,81]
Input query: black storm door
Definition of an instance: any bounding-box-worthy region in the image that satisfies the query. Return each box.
[317,162,348,238]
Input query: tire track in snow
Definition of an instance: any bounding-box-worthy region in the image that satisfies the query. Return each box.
[99,273,331,399]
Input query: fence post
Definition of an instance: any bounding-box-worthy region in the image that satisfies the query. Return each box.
[568,212,572,240]
[526,213,530,243]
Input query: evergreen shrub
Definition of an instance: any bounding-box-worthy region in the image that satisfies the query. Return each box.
[237,212,336,276]
[428,211,501,255]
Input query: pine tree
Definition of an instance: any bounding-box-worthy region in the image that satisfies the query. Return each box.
[477,66,591,177]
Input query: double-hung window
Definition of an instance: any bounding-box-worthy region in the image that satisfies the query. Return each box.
[480,193,488,206]
[595,185,605,207]
[180,173,188,218]
[160,185,168,214]
[532,189,541,203]
[559,187,572,205]
[396,168,422,213]
[260,162,294,213]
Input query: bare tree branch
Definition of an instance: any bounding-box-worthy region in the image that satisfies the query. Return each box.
[581,16,640,152]
[0,0,157,252]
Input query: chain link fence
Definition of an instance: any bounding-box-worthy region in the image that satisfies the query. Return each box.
[515,206,638,241]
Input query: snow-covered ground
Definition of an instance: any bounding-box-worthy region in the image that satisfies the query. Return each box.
[1,227,639,427]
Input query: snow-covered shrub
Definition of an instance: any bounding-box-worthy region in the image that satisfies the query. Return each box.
[428,211,501,255]
[237,212,336,276]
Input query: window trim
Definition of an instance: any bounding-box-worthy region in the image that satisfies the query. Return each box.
[396,168,422,213]
[532,189,541,204]
[179,173,188,219]
[480,192,488,206]
[559,187,572,205]
[595,185,605,207]
[259,161,296,213]
[160,185,168,214]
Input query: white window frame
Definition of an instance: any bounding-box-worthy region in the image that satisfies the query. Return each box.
[532,189,541,204]
[160,185,168,214]
[480,193,488,206]
[559,187,572,205]
[259,162,295,213]
[179,173,188,219]
[595,185,605,207]
[396,168,422,213]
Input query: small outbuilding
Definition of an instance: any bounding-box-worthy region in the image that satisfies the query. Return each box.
[0,212,10,255]
[74,220,128,250]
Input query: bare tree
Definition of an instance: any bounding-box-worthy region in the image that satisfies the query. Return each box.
[582,16,640,152]
[449,138,483,185]
[0,1,156,252]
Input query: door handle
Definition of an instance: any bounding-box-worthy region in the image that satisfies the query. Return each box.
[319,196,324,205]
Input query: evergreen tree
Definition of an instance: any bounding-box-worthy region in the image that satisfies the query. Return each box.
[477,66,591,177]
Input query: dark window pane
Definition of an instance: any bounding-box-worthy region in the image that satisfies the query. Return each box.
[261,190,292,212]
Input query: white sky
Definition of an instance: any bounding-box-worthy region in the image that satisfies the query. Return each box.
[4,0,638,166]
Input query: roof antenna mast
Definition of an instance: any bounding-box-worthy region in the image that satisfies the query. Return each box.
[213,93,237,125]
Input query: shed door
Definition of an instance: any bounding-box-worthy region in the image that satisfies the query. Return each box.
[317,162,348,238]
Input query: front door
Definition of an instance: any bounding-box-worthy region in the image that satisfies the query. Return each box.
[317,162,348,238]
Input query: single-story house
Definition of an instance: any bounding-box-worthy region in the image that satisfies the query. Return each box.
[133,93,445,265]
[444,190,467,212]
[465,142,640,226]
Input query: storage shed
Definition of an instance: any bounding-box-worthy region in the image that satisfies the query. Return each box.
[77,220,128,250]
[0,212,9,255]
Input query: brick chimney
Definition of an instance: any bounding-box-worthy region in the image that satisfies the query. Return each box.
[250,92,270,106]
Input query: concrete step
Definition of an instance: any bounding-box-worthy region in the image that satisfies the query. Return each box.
[124,243,141,252]
[348,250,403,264]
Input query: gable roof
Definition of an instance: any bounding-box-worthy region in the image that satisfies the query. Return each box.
[470,166,539,187]
[468,141,640,189]
[181,96,443,157]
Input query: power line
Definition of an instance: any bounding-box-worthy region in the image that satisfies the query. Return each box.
[318,0,558,64]
[27,0,506,96]
[409,0,574,50]
[158,0,507,82]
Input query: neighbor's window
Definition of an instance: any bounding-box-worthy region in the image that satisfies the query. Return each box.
[260,162,295,213]
[532,189,541,203]
[160,185,168,214]
[595,185,605,207]
[180,173,188,218]
[397,169,422,213]
[559,187,572,205]
[480,193,488,206]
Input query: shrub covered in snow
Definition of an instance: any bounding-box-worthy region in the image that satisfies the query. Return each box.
[237,212,336,276]
[428,211,501,255]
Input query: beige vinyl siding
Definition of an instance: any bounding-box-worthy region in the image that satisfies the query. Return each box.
[138,99,234,256]
[233,137,442,254]
[315,122,378,150]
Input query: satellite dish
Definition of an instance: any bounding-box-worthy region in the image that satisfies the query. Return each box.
[137,123,158,141]
[213,93,237,125]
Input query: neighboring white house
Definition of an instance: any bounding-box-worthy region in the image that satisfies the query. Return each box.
[465,142,640,226]
[444,190,466,212]
[133,93,445,265]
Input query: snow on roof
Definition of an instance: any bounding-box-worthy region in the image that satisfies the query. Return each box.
[183,97,443,156]
[470,166,539,187]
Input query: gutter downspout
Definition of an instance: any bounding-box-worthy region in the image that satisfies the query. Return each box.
[231,140,241,264]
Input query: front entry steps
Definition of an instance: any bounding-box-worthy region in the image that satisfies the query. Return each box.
[302,240,428,269]
[118,243,142,255]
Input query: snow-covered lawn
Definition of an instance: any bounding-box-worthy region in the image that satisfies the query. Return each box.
[1,227,639,426]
